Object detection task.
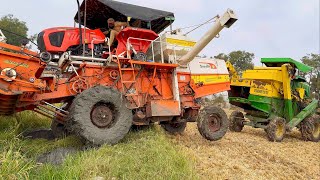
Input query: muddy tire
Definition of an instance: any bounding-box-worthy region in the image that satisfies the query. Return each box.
[266,117,286,142]
[229,111,245,132]
[51,120,68,139]
[300,115,320,142]
[161,122,187,134]
[67,86,132,146]
[197,106,229,141]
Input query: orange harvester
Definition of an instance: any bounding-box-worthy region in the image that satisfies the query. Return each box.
[0,1,237,145]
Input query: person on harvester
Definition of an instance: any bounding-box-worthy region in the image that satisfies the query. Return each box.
[103,18,129,47]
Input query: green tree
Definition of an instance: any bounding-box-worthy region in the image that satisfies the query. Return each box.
[0,14,28,46]
[301,53,320,99]
[215,51,255,72]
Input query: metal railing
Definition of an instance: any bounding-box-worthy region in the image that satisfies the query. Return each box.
[127,37,191,64]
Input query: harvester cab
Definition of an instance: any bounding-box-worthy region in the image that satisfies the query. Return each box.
[0,0,238,146]
[227,58,319,142]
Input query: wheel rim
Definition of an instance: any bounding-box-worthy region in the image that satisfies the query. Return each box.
[91,103,114,128]
[275,122,285,138]
[208,114,221,132]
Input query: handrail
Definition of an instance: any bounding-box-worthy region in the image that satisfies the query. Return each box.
[91,37,110,59]
[126,37,188,64]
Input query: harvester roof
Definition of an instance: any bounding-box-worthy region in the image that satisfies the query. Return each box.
[74,0,175,34]
[261,58,313,73]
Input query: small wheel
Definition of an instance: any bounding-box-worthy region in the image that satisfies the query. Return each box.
[161,121,187,135]
[229,111,245,132]
[197,106,229,141]
[266,117,286,142]
[51,120,68,139]
[300,115,320,142]
[67,86,133,146]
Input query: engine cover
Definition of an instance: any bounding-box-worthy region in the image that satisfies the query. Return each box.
[37,27,105,53]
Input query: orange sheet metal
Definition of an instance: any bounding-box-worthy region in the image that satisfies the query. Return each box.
[147,100,180,117]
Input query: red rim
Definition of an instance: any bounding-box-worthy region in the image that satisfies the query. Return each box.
[91,103,114,128]
[208,114,221,132]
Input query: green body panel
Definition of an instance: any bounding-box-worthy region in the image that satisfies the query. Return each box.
[247,95,284,116]
[228,97,250,104]
[287,99,319,129]
[261,58,313,73]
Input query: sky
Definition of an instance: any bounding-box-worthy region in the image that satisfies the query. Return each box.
[0,0,319,64]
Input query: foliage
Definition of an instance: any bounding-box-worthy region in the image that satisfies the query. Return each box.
[215,51,255,72]
[0,14,29,46]
[301,53,320,99]
[0,112,197,180]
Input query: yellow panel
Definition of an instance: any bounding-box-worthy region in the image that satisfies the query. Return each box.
[249,81,282,98]
[243,70,283,82]
[191,75,230,85]
[230,79,251,87]
[166,38,196,47]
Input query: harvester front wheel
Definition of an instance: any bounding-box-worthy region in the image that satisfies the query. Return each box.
[266,117,286,142]
[197,106,229,141]
[300,115,320,142]
[67,86,132,146]
[229,111,245,132]
[161,121,187,134]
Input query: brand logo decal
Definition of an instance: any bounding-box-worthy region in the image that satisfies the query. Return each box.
[4,60,29,68]
[199,62,217,69]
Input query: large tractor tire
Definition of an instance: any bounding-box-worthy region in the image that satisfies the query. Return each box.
[266,117,286,142]
[300,115,320,142]
[229,111,245,132]
[161,121,187,135]
[67,86,132,146]
[197,106,229,141]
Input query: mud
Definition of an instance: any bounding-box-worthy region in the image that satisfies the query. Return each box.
[37,147,79,165]
[22,129,55,140]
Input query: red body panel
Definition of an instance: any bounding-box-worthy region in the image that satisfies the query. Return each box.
[40,27,105,53]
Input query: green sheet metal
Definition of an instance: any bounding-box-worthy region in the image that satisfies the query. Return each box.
[286,99,318,130]
[261,58,313,73]
[247,94,284,117]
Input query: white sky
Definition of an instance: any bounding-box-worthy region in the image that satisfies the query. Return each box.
[0,0,319,64]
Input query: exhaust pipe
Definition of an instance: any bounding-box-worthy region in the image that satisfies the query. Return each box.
[178,9,237,66]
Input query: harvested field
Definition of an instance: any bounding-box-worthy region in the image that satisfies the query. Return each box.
[171,109,320,180]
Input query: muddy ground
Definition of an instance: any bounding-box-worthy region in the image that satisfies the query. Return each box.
[172,109,320,180]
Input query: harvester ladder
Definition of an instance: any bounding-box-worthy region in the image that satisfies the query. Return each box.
[117,57,140,108]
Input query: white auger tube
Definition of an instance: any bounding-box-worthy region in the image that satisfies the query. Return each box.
[178,9,237,66]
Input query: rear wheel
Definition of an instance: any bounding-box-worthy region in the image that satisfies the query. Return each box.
[266,117,286,142]
[67,86,132,146]
[161,121,187,134]
[300,115,320,142]
[229,111,245,132]
[197,106,229,141]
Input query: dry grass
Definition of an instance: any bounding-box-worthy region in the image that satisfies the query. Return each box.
[171,109,320,180]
